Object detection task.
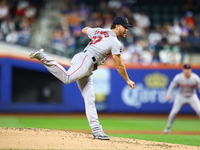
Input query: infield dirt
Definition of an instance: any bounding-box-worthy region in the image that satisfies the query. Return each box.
[0,127,200,150]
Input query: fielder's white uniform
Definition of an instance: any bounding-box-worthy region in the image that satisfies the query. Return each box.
[39,28,122,134]
[166,72,200,128]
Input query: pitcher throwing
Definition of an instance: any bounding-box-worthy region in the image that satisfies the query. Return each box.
[29,16,135,140]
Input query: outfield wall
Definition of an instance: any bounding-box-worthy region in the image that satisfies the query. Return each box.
[0,42,200,114]
[1,53,200,114]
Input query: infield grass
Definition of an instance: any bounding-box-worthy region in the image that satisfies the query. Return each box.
[0,114,200,146]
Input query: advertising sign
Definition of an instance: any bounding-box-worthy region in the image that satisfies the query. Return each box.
[95,69,200,113]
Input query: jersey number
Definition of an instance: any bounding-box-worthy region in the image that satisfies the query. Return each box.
[89,36,102,45]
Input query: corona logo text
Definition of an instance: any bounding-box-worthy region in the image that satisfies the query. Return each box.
[121,83,176,109]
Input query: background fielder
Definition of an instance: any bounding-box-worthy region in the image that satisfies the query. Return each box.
[29,16,135,140]
[164,64,200,133]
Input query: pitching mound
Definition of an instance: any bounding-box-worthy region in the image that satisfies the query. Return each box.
[0,127,199,150]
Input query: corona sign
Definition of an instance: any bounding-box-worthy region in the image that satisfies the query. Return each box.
[145,72,168,88]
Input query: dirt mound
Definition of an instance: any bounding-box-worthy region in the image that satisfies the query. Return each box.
[0,127,199,150]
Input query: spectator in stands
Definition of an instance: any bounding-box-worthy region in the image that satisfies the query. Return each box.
[108,0,122,10]
[51,29,65,55]
[179,20,191,53]
[1,17,16,40]
[5,29,18,43]
[70,20,84,53]
[130,21,145,38]
[170,21,182,34]
[148,29,162,48]
[188,29,200,53]
[133,11,150,32]
[102,13,113,29]
[159,44,172,64]
[78,3,90,24]
[180,20,190,38]
[17,18,31,46]
[167,31,181,45]
[195,14,200,29]
[140,48,153,64]
[0,1,9,24]
[126,39,144,63]
[87,12,102,27]
[171,45,182,64]
[62,28,75,57]
[25,4,37,23]
[183,11,195,31]
[121,46,133,64]
[14,0,28,21]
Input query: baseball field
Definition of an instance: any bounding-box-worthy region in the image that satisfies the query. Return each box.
[0,113,200,150]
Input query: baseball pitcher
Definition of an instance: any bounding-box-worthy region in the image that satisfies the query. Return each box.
[29,16,135,140]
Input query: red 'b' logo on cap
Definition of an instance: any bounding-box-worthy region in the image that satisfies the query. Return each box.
[126,18,128,23]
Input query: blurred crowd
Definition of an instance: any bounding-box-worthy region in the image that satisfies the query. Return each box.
[0,0,42,46]
[1,0,200,65]
[51,0,200,65]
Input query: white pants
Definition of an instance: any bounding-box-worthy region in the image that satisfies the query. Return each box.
[166,94,200,128]
[40,52,102,133]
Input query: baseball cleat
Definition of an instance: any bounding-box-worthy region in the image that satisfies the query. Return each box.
[29,48,45,60]
[163,128,171,134]
[92,131,110,140]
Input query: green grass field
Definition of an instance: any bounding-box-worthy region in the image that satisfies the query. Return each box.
[0,114,200,147]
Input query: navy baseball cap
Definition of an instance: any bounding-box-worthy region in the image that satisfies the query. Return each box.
[112,16,132,27]
[183,64,191,69]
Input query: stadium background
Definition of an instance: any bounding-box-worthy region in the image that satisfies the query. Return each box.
[0,0,200,114]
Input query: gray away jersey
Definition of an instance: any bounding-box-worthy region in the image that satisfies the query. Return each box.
[167,72,200,97]
[84,27,122,65]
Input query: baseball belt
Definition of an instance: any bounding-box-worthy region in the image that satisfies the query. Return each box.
[83,50,98,71]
